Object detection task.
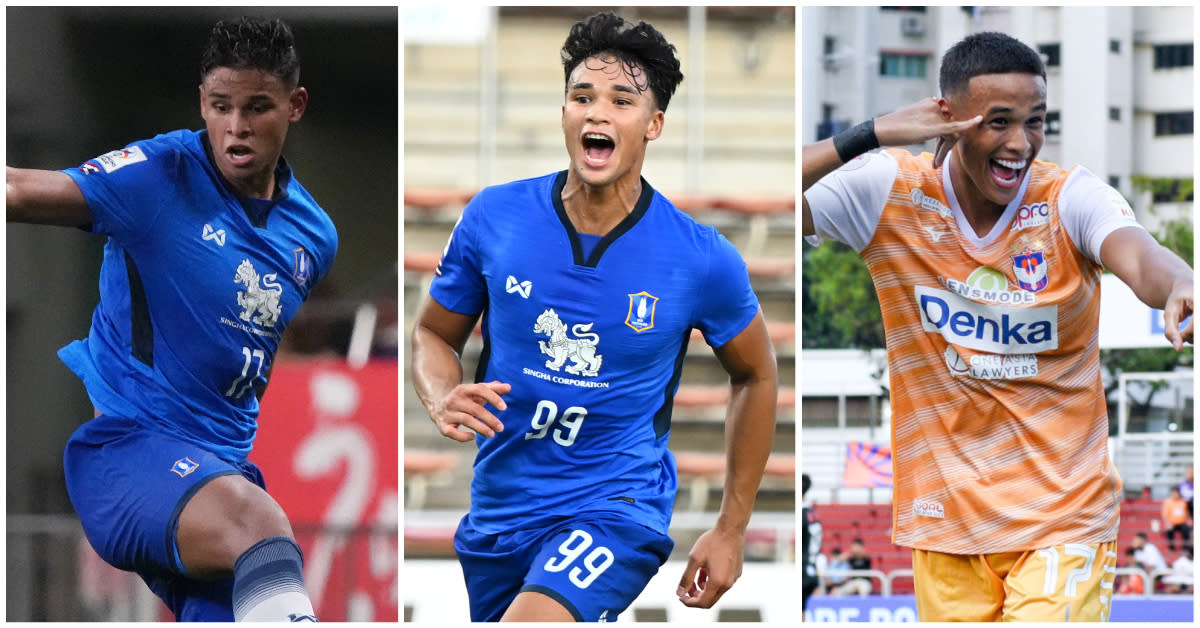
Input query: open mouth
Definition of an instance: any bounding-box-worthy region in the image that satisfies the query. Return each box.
[582,133,615,167]
[989,157,1027,188]
[227,145,254,166]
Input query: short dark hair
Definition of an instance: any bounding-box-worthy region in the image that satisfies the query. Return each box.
[561,12,684,112]
[939,31,1045,98]
[201,17,300,86]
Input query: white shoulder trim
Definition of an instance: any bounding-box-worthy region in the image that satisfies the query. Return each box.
[1059,166,1144,264]
[803,150,899,253]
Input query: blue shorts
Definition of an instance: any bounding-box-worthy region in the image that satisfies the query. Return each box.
[454,512,674,621]
[63,414,264,621]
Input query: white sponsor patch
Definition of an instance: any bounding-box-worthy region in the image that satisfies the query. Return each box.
[916,285,1058,354]
[95,146,148,173]
[966,353,1039,380]
[1013,202,1051,231]
[913,499,945,519]
[911,188,952,218]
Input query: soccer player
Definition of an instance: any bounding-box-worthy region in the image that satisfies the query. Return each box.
[802,31,1194,621]
[6,17,335,621]
[801,473,822,612]
[410,11,779,622]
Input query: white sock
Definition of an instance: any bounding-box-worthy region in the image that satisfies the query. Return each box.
[232,536,318,622]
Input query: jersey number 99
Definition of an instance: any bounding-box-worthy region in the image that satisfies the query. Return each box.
[525,399,587,447]
[544,529,614,589]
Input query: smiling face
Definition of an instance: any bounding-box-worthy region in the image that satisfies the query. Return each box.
[561,55,664,191]
[200,67,307,199]
[947,72,1046,216]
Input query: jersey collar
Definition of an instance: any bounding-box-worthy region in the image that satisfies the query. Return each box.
[551,170,655,268]
[200,130,293,228]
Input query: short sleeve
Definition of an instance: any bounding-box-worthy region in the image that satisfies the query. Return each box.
[428,196,488,315]
[61,142,171,243]
[1059,166,1145,265]
[803,150,899,252]
[693,232,760,348]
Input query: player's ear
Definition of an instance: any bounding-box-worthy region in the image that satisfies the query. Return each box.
[288,87,309,123]
[644,110,664,142]
[198,84,209,121]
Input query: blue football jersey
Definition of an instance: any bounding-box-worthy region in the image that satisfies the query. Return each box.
[430,171,759,535]
[58,129,337,460]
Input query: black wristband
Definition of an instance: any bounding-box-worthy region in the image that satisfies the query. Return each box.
[832,119,880,163]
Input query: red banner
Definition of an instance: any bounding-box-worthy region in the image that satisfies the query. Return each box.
[252,359,399,622]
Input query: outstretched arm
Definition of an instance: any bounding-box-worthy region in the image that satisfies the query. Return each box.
[6,166,91,227]
[677,310,777,608]
[1100,226,1194,350]
[802,98,982,236]
[410,296,509,442]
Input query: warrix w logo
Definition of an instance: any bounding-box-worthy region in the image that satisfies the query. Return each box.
[506,275,532,298]
[202,223,226,246]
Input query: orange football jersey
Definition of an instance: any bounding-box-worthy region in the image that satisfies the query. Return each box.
[854,149,1123,553]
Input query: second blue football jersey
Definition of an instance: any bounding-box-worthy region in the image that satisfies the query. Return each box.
[430,171,759,534]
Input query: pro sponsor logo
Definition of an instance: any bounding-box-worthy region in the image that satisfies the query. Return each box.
[939,267,1037,305]
[94,145,148,173]
[916,285,1058,353]
[1013,202,1050,231]
[1012,249,1049,293]
[79,161,102,175]
[913,499,945,519]
[910,188,952,218]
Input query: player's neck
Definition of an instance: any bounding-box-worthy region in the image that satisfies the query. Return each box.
[948,155,1005,238]
[227,170,277,201]
[560,172,642,236]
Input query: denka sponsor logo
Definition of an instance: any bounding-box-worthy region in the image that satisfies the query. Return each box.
[910,188,952,218]
[916,285,1058,353]
[1013,202,1050,231]
[913,499,945,519]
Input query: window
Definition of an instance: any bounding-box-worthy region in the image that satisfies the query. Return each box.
[1109,39,1120,54]
[1147,178,1195,203]
[1154,112,1193,136]
[1154,44,1193,69]
[1038,43,1061,68]
[1109,107,1121,122]
[879,53,928,78]
[1046,111,1061,136]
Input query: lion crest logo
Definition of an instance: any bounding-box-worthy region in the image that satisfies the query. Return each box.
[534,308,603,377]
[234,259,283,328]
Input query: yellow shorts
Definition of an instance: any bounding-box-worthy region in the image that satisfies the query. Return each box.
[912,540,1118,622]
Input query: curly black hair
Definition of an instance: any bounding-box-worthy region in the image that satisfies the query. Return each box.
[200,16,300,86]
[939,31,1045,98]
[561,12,684,112]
